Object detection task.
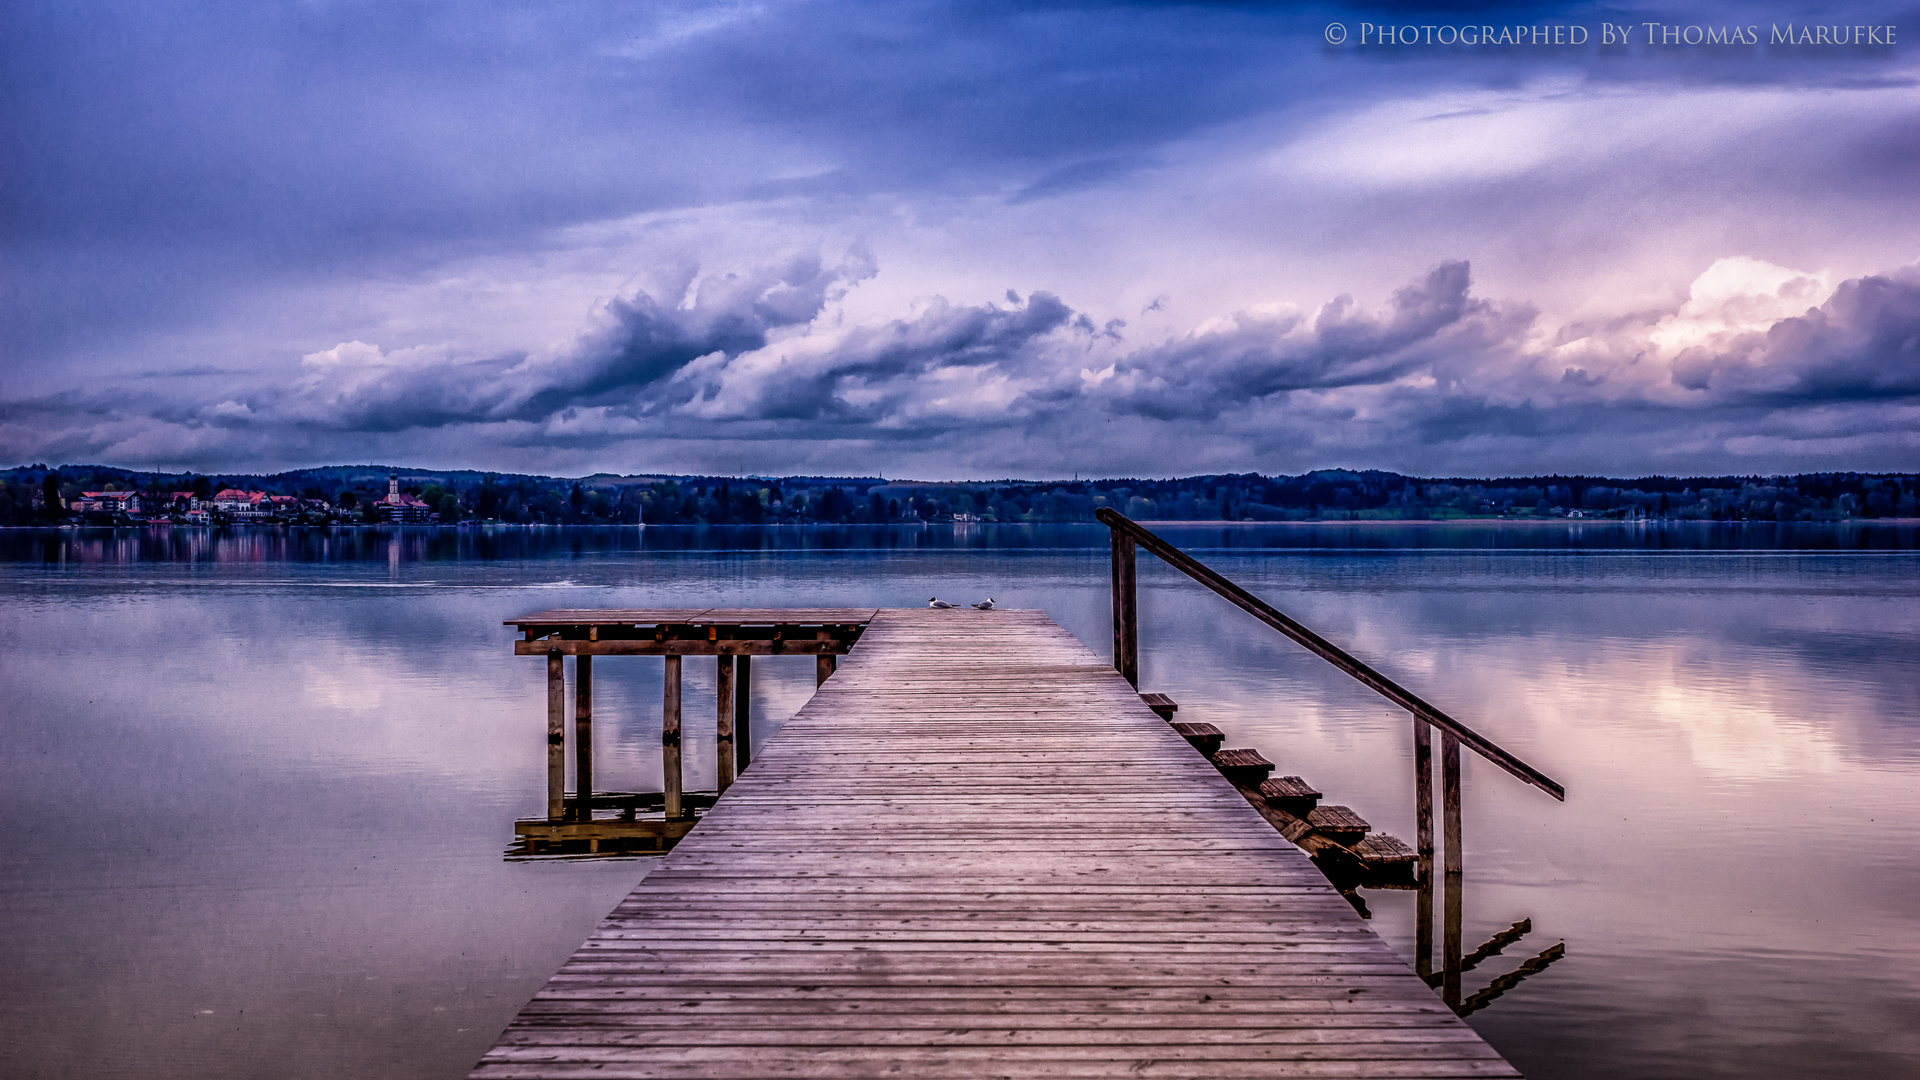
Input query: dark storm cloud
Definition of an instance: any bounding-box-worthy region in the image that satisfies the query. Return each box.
[7,253,1920,473]
[1671,269,1920,401]
[1101,262,1534,420]
[4,0,1917,475]
[271,254,876,432]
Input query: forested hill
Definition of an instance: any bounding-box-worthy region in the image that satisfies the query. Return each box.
[4,463,1916,525]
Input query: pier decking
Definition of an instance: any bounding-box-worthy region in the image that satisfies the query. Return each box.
[473,607,1519,1078]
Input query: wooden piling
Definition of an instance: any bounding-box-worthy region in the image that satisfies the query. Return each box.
[662,654,682,820]
[815,653,836,686]
[1442,730,1462,876]
[1441,729,1463,1006]
[1110,529,1138,687]
[1444,865,1464,1008]
[715,654,735,793]
[545,648,564,822]
[1414,713,1433,878]
[734,654,751,775]
[572,654,592,821]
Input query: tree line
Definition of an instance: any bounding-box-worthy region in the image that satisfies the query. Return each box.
[3,463,1917,527]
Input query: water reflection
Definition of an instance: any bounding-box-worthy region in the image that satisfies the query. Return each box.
[2,530,1916,1080]
[5,518,1919,567]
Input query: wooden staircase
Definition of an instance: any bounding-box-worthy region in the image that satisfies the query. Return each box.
[1146,694,1418,899]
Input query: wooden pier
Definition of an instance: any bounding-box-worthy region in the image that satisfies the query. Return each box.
[473,607,1519,1078]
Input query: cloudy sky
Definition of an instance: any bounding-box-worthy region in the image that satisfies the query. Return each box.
[4,0,1918,479]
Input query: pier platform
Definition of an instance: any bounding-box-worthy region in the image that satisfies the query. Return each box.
[472,607,1518,1078]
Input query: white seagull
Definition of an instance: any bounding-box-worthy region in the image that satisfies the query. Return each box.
[928,596,956,608]
[970,598,995,610]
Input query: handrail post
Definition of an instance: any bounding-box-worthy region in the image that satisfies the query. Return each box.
[1442,730,1462,877]
[546,646,565,821]
[662,655,683,821]
[573,654,593,821]
[1110,526,1138,688]
[1441,730,1463,1006]
[1414,714,1434,877]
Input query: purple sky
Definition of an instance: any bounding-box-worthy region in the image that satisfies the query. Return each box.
[5,1,1918,478]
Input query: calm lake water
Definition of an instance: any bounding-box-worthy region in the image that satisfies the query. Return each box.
[3,522,1917,1079]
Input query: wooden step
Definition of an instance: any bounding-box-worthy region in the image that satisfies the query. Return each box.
[1352,834,1417,888]
[1352,832,1414,865]
[1211,747,1275,786]
[1139,692,1178,720]
[1171,721,1222,754]
[1305,804,1370,844]
[1258,775,1322,816]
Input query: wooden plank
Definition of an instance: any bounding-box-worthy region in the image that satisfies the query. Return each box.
[1171,722,1223,755]
[1259,775,1322,817]
[1140,692,1178,719]
[1305,805,1370,845]
[1211,747,1275,786]
[475,609,1516,1079]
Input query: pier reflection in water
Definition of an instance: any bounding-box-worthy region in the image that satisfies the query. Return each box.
[1416,877,1565,1016]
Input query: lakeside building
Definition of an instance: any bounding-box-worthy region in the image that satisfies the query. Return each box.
[70,490,144,515]
[372,475,435,523]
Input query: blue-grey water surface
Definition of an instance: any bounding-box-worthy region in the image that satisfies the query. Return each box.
[2,522,1917,1079]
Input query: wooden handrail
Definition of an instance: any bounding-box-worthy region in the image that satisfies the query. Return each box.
[1095,508,1563,801]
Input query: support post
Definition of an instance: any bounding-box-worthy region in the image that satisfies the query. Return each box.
[816,654,836,686]
[1110,528,1138,688]
[1442,731,1462,876]
[1414,713,1434,880]
[546,648,564,821]
[715,654,736,793]
[1441,729,1463,1006]
[735,655,752,774]
[1443,861,1463,1009]
[1416,868,1434,981]
[1413,713,1434,979]
[573,654,593,821]
[662,655,682,820]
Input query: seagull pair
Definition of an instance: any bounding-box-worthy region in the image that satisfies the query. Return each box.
[929,597,994,610]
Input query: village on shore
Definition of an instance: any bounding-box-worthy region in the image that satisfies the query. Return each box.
[7,463,1919,528]
[50,474,439,526]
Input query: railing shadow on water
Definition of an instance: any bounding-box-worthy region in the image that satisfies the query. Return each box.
[1096,508,1567,1016]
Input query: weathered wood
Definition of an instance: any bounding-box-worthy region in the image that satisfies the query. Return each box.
[816,653,836,686]
[514,637,852,656]
[1353,835,1417,889]
[1171,721,1223,755]
[1442,863,1463,1009]
[715,655,735,793]
[545,648,564,822]
[735,655,752,774]
[572,655,593,821]
[1413,715,1433,883]
[1259,775,1322,816]
[1441,732,1461,878]
[662,655,682,821]
[1211,747,1275,786]
[1139,692,1178,719]
[477,609,1518,1079]
[1110,531,1138,688]
[1095,508,1563,802]
[1306,804,1371,845]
